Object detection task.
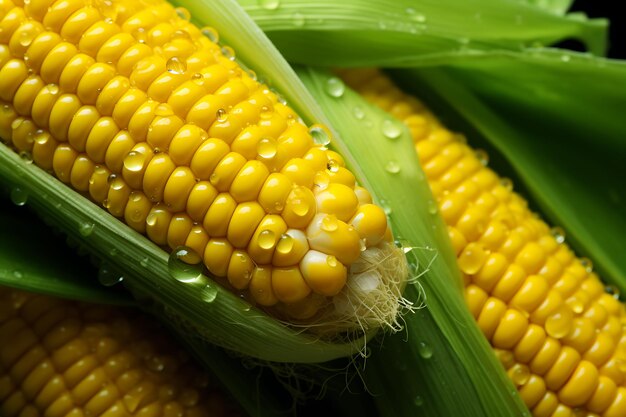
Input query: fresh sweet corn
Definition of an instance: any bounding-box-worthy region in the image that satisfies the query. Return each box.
[341,68,626,417]
[0,0,396,322]
[0,286,238,417]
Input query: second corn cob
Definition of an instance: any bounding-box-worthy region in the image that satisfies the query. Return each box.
[0,285,240,417]
[0,0,407,333]
[341,68,626,417]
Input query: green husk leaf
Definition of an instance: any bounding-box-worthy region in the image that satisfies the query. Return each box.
[296,66,528,416]
[237,0,607,66]
[523,0,574,15]
[0,196,134,306]
[390,50,626,292]
[0,145,365,363]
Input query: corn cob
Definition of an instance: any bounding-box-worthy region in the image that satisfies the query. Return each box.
[340,68,626,417]
[0,285,240,417]
[0,0,404,328]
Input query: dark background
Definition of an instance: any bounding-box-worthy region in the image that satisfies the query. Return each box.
[570,0,625,58]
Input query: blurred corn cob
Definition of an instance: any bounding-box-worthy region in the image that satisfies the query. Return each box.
[0,285,240,417]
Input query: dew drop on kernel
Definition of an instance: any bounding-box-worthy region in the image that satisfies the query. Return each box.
[123,151,144,172]
[168,246,203,283]
[19,151,33,164]
[258,230,276,250]
[216,108,227,122]
[310,124,331,146]
[327,159,340,173]
[191,72,204,85]
[550,227,566,244]
[201,284,218,303]
[321,215,338,232]
[385,160,400,174]
[606,284,620,299]
[46,84,59,95]
[500,178,513,191]
[166,56,186,75]
[19,25,38,47]
[220,46,235,61]
[276,234,294,254]
[175,7,191,20]
[580,257,593,273]
[545,309,573,339]
[257,137,277,159]
[417,341,433,359]
[474,149,489,166]
[325,77,345,98]
[201,26,219,43]
[98,264,123,286]
[10,187,28,206]
[145,212,158,226]
[381,119,402,139]
[292,12,305,27]
[509,364,530,386]
[259,0,280,10]
[79,222,95,237]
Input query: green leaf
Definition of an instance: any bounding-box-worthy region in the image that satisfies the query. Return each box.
[522,0,574,15]
[237,0,607,66]
[296,67,528,417]
[391,50,626,292]
[0,194,134,306]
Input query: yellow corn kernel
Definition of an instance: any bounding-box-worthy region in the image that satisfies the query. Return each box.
[0,287,237,417]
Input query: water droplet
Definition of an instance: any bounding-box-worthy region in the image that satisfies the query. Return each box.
[123,151,145,172]
[146,356,165,372]
[46,84,59,95]
[327,159,340,173]
[257,137,277,159]
[201,26,219,43]
[385,160,400,174]
[19,151,33,164]
[79,222,95,237]
[580,257,593,273]
[19,25,38,47]
[214,108,228,123]
[566,296,585,314]
[258,230,276,250]
[220,46,235,61]
[500,178,513,191]
[166,56,186,75]
[175,7,191,20]
[352,106,365,120]
[406,7,426,23]
[291,199,309,217]
[107,173,117,184]
[10,187,28,206]
[327,255,338,267]
[427,199,438,215]
[560,54,571,63]
[321,215,338,232]
[309,124,331,146]
[495,349,515,367]
[191,72,204,85]
[413,395,424,406]
[381,119,402,139]
[168,246,203,283]
[474,149,489,165]
[146,212,158,226]
[155,103,173,116]
[201,284,218,302]
[325,77,345,98]
[313,172,330,191]
[259,0,280,10]
[550,227,566,244]
[509,364,530,385]
[359,238,367,252]
[98,264,123,286]
[34,132,49,145]
[417,341,432,359]
[606,285,620,300]
[13,270,24,279]
[380,199,392,215]
[292,12,305,26]
[545,309,573,339]
[140,257,149,267]
[276,234,294,254]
